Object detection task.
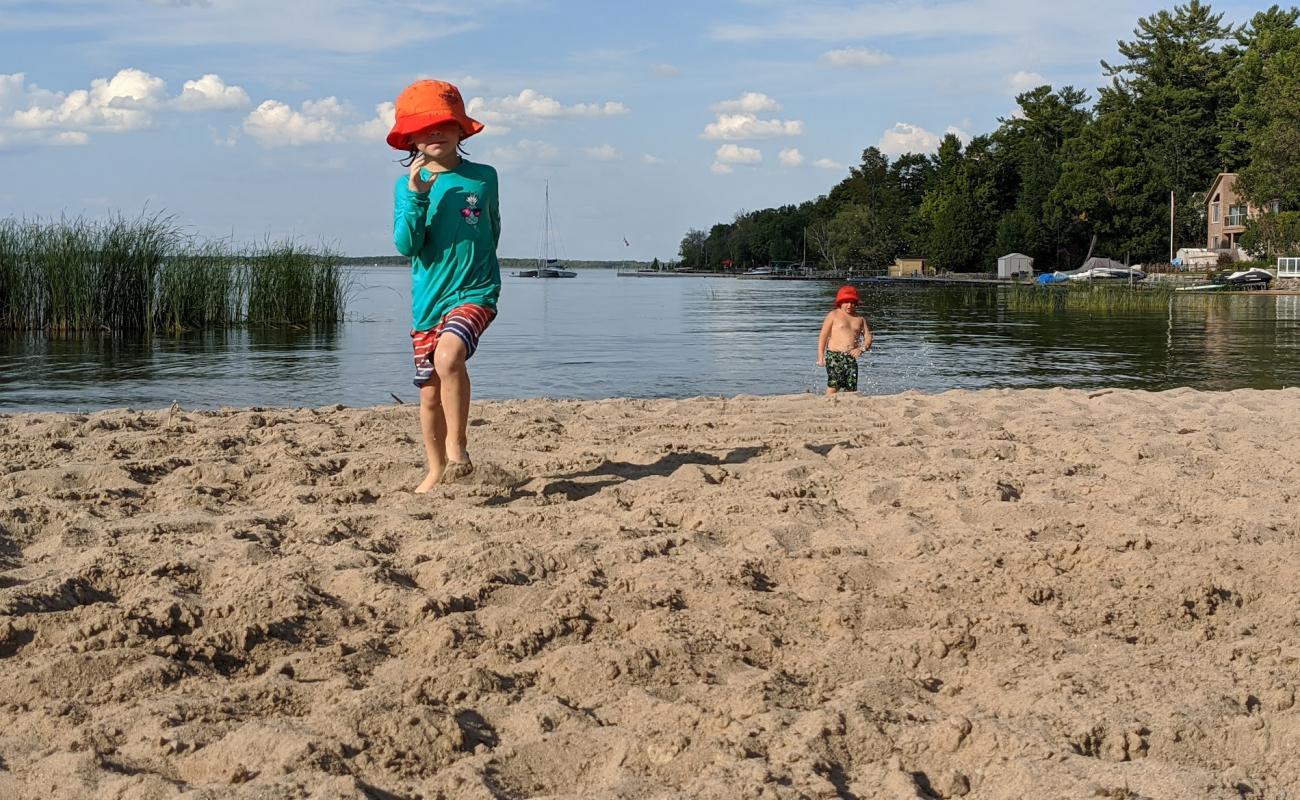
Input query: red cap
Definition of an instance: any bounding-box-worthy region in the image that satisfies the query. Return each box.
[834,285,860,306]
[386,80,484,150]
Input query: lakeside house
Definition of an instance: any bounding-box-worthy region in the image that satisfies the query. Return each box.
[1205,172,1280,260]
[889,257,929,277]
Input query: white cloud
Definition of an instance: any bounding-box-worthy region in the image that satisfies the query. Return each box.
[879,122,939,155]
[778,147,804,167]
[812,158,842,169]
[878,122,971,156]
[354,101,395,142]
[174,74,250,111]
[712,144,761,177]
[1008,70,1047,95]
[7,68,167,134]
[584,144,620,161]
[466,89,629,133]
[821,47,894,68]
[653,64,680,77]
[712,92,781,114]
[642,154,664,165]
[702,113,804,140]
[715,144,762,165]
[243,97,347,147]
[485,138,561,165]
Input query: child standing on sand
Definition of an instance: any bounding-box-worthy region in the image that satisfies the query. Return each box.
[817,285,872,395]
[389,80,501,493]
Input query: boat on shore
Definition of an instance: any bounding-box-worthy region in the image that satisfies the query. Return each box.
[1175,267,1275,293]
[1037,257,1146,285]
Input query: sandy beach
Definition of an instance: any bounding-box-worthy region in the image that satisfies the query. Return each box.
[1,388,1298,799]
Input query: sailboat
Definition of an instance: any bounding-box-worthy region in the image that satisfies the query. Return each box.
[513,181,576,279]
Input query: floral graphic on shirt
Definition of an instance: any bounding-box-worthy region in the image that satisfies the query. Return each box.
[461,193,482,226]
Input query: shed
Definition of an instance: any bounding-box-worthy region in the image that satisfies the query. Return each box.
[889,257,928,277]
[997,253,1034,279]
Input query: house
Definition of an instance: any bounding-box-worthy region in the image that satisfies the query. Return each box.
[889,257,929,277]
[1205,173,1279,259]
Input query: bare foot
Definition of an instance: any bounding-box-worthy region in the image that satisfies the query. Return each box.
[414,465,444,494]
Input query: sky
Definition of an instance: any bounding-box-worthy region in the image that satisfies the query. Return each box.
[0,0,1268,261]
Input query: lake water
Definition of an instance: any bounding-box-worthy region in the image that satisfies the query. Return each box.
[3,268,1299,412]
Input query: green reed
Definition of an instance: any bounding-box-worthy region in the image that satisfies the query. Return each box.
[0,216,349,332]
[245,241,347,325]
[156,239,240,331]
[1007,283,1176,313]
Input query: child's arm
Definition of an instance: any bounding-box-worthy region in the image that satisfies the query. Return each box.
[816,313,832,365]
[853,318,873,356]
[393,174,430,257]
[488,169,502,248]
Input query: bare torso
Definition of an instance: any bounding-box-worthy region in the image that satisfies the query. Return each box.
[825,309,866,352]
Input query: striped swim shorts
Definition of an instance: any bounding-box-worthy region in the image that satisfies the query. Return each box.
[411,303,496,387]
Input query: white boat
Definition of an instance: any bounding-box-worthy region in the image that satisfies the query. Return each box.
[1224,267,1273,289]
[515,181,576,279]
[1065,257,1146,282]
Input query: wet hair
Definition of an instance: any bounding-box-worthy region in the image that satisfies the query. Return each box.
[399,141,470,168]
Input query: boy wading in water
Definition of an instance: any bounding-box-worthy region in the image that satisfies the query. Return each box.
[817,285,872,394]
[388,80,501,493]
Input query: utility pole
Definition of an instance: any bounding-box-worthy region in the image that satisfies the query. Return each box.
[1169,190,1175,265]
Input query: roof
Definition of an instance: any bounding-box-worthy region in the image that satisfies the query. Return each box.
[1206,172,1238,202]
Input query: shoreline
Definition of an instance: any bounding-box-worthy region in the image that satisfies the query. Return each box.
[2,388,1298,798]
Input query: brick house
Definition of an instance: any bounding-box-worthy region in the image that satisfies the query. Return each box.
[1205,172,1279,259]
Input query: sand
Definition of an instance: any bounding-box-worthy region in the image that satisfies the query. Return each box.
[1,388,1298,800]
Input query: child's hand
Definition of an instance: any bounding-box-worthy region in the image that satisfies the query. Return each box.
[408,155,437,193]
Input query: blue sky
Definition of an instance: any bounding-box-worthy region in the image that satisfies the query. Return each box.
[0,0,1266,261]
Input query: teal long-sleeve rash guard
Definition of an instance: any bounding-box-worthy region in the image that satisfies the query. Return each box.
[393,160,501,331]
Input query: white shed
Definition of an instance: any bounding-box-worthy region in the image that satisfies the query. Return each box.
[998,253,1034,279]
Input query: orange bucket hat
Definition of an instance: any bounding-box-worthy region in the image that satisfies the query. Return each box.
[386,80,484,150]
[834,285,860,306]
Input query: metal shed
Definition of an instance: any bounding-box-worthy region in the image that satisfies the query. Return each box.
[997,253,1034,279]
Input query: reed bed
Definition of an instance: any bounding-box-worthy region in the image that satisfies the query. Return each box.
[1007,282,1176,313]
[0,216,348,332]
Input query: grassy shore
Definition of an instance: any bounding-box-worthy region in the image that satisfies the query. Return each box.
[0,215,347,333]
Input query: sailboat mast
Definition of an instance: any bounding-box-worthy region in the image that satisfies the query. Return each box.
[540,180,549,269]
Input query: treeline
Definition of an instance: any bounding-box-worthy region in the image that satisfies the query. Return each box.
[679,2,1300,273]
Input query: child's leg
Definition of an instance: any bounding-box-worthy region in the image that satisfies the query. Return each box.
[432,334,472,466]
[415,374,447,493]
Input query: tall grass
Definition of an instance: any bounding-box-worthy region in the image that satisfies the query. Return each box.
[245,240,346,325]
[156,239,239,331]
[0,216,348,332]
[1007,283,1175,313]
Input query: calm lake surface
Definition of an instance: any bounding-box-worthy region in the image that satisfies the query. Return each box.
[3,268,1299,412]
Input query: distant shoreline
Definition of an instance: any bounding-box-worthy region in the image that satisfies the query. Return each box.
[341,256,651,270]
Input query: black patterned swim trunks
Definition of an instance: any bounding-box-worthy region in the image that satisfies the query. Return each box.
[825,349,858,391]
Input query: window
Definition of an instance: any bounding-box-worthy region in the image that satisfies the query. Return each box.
[1212,202,1220,222]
